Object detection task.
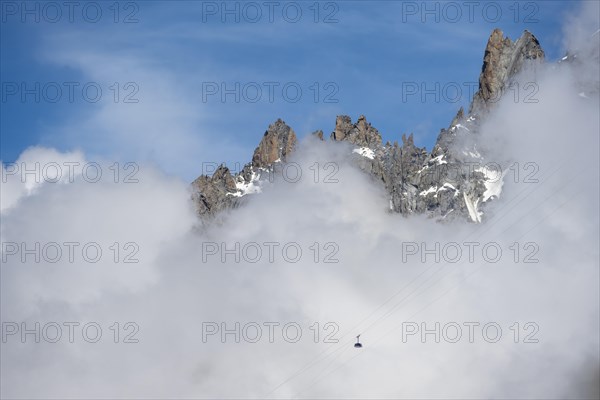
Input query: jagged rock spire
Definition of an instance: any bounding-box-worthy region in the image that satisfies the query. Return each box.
[191,164,237,216]
[331,115,383,148]
[192,119,296,217]
[251,119,296,169]
[470,28,544,113]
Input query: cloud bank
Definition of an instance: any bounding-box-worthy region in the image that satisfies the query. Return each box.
[1,2,598,398]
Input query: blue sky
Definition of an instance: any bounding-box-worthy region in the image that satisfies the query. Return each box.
[1,0,577,180]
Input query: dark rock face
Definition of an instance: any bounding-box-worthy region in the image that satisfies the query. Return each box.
[191,119,296,217]
[312,130,324,140]
[191,165,237,216]
[379,134,430,215]
[470,29,545,114]
[191,29,546,223]
[331,115,383,148]
[328,114,488,222]
[251,119,296,169]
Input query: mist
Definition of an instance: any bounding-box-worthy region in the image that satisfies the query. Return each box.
[1,2,599,399]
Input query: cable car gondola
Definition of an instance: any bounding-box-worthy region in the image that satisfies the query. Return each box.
[354,335,363,348]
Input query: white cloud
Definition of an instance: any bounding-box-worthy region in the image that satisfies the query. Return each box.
[1,2,598,399]
[0,146,86,212]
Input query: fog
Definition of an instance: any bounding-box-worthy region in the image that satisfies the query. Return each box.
[1,2,598,399]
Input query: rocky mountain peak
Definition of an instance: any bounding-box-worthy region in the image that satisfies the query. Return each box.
[251,118,297,169]
[331,114,383,148]
[331,115,353,141]
[470,28,544,113]
[192,28,548,223]
[449,107,465,127]
[212,165,236,190]
[401,132,415,147]
[191,164,237,216]
[312,129,324,140]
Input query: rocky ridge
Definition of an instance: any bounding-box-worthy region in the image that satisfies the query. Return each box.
[191,118,296,216]
[191,29,545,222]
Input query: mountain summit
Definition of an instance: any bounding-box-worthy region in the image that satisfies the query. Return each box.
[471,28,544,114]
[191,29,546,222]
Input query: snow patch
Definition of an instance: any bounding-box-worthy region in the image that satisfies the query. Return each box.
[455,123,470,132]
[476,167,504,202]
[419,183,459,198]
[463,192,482,223]
[230,171,262,197]
[450,123,471,133]
[353,147,375,160]
[441,182,458,195]
[419,186,437,196]
[429,155,447,165]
